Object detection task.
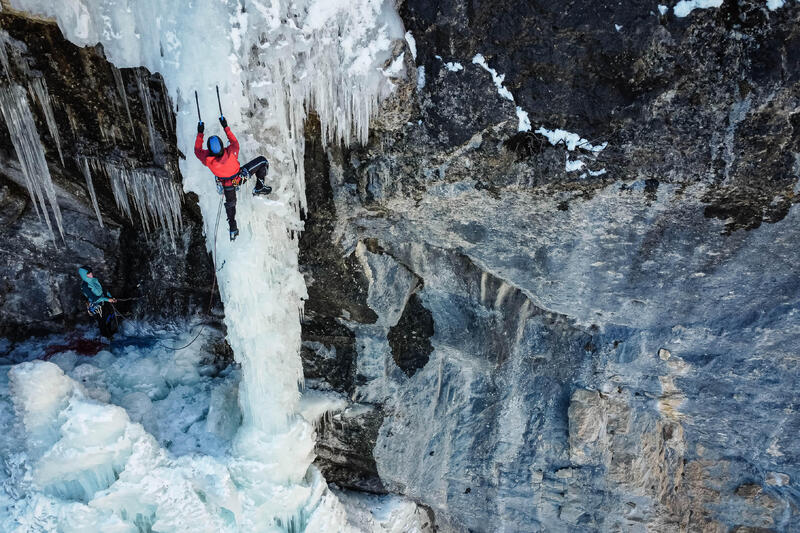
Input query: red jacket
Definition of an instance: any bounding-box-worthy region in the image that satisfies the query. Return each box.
[195,127,241,179]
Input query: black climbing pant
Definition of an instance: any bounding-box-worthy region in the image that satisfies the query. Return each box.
[222,156,270,233]
[95,301,118,339]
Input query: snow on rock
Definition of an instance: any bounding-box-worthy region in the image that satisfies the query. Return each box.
[471,53,514,101]
[405,31,417,61]
[471,53,533,132]
[516,106,531,132]
[534,126,607,152]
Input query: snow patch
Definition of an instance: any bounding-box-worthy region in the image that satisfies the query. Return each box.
[535,126,607,152]
[472,53,514,101]
[404,30,417,60]
[673,0,723,18]
[444,61,464,72]
[516,107,531,132]
[565,157,585,172]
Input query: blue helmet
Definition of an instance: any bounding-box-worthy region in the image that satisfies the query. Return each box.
[207,135,223,156]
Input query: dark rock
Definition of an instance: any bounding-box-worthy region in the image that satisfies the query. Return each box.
[0,12,216,338]
[298,0,800,530]
[388,292,434,377]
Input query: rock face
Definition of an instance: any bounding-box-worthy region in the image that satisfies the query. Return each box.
[0,12,215,339]
[300,1,800,531]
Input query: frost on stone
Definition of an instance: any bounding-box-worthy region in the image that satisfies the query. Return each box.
[0,83,63,242]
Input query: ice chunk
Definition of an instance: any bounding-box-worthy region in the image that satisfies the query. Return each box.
[8,361,76,457]
[766,0,785,9]
[0,84,64,241]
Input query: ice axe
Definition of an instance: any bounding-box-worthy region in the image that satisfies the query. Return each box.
[216,85,224,119]
[194,90,202,121]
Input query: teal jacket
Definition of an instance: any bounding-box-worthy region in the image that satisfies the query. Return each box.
[78,267,112,305]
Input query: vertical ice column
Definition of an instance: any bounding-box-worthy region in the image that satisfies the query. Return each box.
[0,84,64,241]
[29,78,64,166]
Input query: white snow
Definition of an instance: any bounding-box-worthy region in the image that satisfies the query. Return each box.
[615,24,623,31]
[516,106,531,132]
[767,0,785,9]
[6,0,412,529]
[673,0,723,17]
[472,53,514,101]
[444,61,464,72]
[658,4,669,15]
[417,66,426,90]
[471,53,533,132]
[404,30,417,60]
[565,157,585,172]
[535,126,607,152]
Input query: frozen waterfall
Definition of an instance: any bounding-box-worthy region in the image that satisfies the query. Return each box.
[4,0,413,530]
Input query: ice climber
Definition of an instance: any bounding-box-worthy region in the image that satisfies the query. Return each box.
[194,116,272,241]
[78,266,119,339]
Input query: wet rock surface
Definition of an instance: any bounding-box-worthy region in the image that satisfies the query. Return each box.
[0,12,216,339]
[300,1,800,531]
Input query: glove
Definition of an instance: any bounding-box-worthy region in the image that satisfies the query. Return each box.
[219,116,228,128]
[197,121,204,134]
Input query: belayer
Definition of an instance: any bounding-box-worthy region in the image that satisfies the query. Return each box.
[195,116,272,241]
[78,266,119,339]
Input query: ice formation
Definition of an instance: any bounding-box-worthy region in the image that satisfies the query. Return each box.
[4,0,413,530]
[0,83,64,241]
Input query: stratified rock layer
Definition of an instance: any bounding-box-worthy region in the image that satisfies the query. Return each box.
[301,1,800,531]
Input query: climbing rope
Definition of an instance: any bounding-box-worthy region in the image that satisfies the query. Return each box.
[124,196,223,352]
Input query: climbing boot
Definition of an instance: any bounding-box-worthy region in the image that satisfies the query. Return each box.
[253,185,272,196]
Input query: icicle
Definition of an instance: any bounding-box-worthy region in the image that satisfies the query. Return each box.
[77,156,103,227]
[101,160,183,243]
[0,84,63,242]
[0,32,11,83]
[134,69,158,158]
[111,66,135,134]
[29,78,63,166]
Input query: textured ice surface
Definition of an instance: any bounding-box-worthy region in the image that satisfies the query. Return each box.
[9,0,408,529]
